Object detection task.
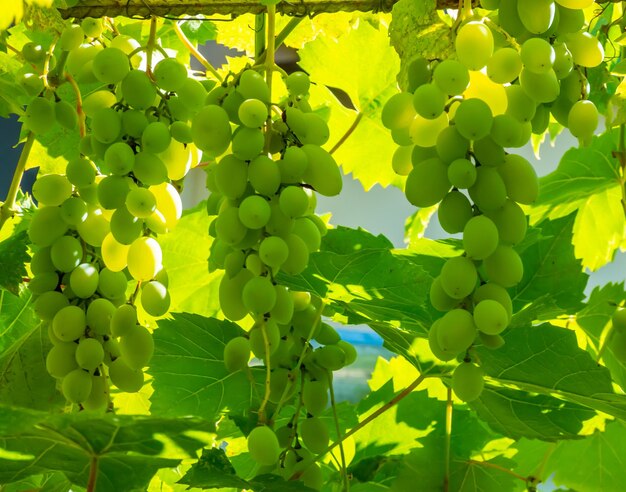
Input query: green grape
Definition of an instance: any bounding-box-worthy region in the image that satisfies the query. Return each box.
[293,217,321,253]
[487,48,522,84]
[498,0,528,37]
[29,207,68,247]
[59,25,85,51]
[249,319,281,358]
[91,107,122,144]
[83,90,117,118]
[81,17,103,37]
[31,246,55,275]
[474,299,508,335]
[556,4,585,33]
[83,374,108,412]
[62,369,93,403]
[430,276,460,312]
[66,42,101,74]
[469,167,507,212]
[613,308,626,333]
[406,56,431,92]
[455,21,494,70]
[110,207,143,245]
[553,42,574,79]
[170,121,193,144]
[404,157,450,207]
[292,291,312,311]
[221,89,244,124]
[86,297,116,335]
[302,380,328,416]
[269,368,294,402]
[25,97,55,135]
[296,113,330,146]
[103,142,135,176]
[70,263,99,299]
[412,83,446,119]
[108,357,144,392]
[479,332,505,349]
[567,100,598,140]
[51,235,83,272]
[19,71,45,96]
[447,159,476,189]
[101,233,129,272]
[498,154,539,204]
[282,233,310,275]
[300,463,323,491]
[490,114,523,148]
[454,99,493,141]
[519,69,560,103]
[75,337,104,371]
[248,155,281,195]
[560,70,588,103]
[436,125,470,164]
[246,253,265,277]
[279,186,309,219]
[29,272,59,294]
[285,71,310,95]
[391,127,413,146]
[300,417,329,454]
[520,38,555,74]
[126,188,157,219]
[98,176,130,210]
[55,100,78,130]
[428,319,458,361]
[159,139,195,181]
[381,92,415,130]
[247,426,280,466]
[338,340,357,366]
[191,105,232,157]
[436,309,477,353]
[46,342,78,378]
[409,112,448,147]
[224,336,251,372]
[142,122,171,154]
[140,281,170,317]
[433,60,470,96]
[127,236,162,281]
[463,216,499,260]
[120,325,154,369]
[259,235,289,269]
[22,42,45,63]
[216,207,248,245]
[66,157,96,187]
[177,78,207,111]
[92,47,129,84]
[315,344,346,371]
[437,191,473,234]
[153,58,187,91]
[270,285,294,324]
[224,250,245,278]
[60,197,88,226]
[566,31,604,68]
[219,268,254,321]
[122,109,149,139]
[440,256,477,300]
[486,199,527,245]
[452,361,484,402]
[242,276,276,316]
[237,70,270,103]
[301,144,343,197]
[214,155,248,200]
[313,323,339,346]
[517,0,555,34]
[505,85,537,123]
[238,98,268,128]
[484,245,524,287]
[472,137,503,168]
[121,70,156,110]
[53,305,86,342]
[98,268,127,299]
[34,291,69,321]
[111,304,137,337]
[392,145,413,175]
[232,127,264,161]
[133,152,168,186]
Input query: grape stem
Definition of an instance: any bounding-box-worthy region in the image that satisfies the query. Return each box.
[257,320,273,424]
[65,73,86,138]
[443,387,453,492]
[328,370,350,492]
[263,3,277,154]
[0,132,35,232]
[329,112,363,155]
[172,21,223,82]
[483,18,521,50]
[257,17,304,64]
[466,459,529,482]
[86,456,99,492]
[146,16,158,77]
[42,38,59,90]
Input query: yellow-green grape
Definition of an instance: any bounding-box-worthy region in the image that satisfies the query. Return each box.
[247,426,280,466]
[430,276,460,312]
[517,0,555,34]
[29,207,69,247]
[91,107,122,144]
[409,112,448,148]
[101,233,129,272]
[301,144,343,197]
[108,357,144,392]
[98,268,127,300]
[55,100,78,130]
[484,245,524,287]
[25,97,55,135]
[219,268,253,321]
[282,234,310,275]
[404,157,450,208]
[300,417,330,454]
[392,146,413,176]
[279,186,309,219]
[81,17,103,37]
[270,285,294,324]
[22,42,45,63]
[215,154,248,199]
[29,272,59,295]
[302,380,328,416]
[119,325,154,370]
[610,330,626,361]
[440,256,477,299]
[140,281,170,317]
[454,99,493,141]
[428,320,458,361]
[300,463,323,491]
[83,374,108,411]
[98,176,130,210]
[433,60,470,96]
[313,323,338,346]
[338,340,357,366]
[556,0,593,8]
[412,83,445,119]
[436,309,477,353]
[293,217,321,253]
[463,216,499,260]
[553,42,574,79]
[447,158,476,189]
[50,235,82,272]
[486,199,527,245]
[381,92,415,130]
[121,70,156,110]
[53,305,86,342]
[487,48,522,84]
[60,197,88,226]
[567,100,598,141]
[62,369,93,403]
[520,38,555,75]
[224,336,251,372]
[259,236,289,269]
[473,136,505,167]
[83,90,116,118]
[612,308,626,332]
[566,31,604,68]
[292,291,311,311]
[59,24,85,51]
[315,344,346,371]
[170,121,193,144]
[142,121,171,154]
[34,291,69,321]
[474,299,509,335]
[70,263,99,298]
[215,207,247,245]
[66,157,96,187]
[292,113,330,146]
[222,90,245,124]
[122,109,149,139]
[31,246,55,275]
[191,105,232,157]
[249,319,281,358]
[452,361,484,402]
[406,55,431,92]
[103,142,135,177]
[479,332,505,349]
[455,21,494,70]
[490,114,523,148]
[153,58,187,91]
[237,98,268,128]
[127,237,162,281]
[285,71,310,95]
[519,69,560,103]
[237,69,270,102]
[46,342,78,378]
[498,0,528,37]
[238,195,271,229]
[111,304,137,337]
[92,47,130,84]
[126,188,157,219]
[556,4,585,33]
[110,207,143,245]
[86,298,116,335]
[242,276,276,316]
[249,155,281,194]
[437,191,473,234]
[158,138,193,181]
[269,368,294,403]
[469,167,507,212]
[75,337,104,371]
[498,154,539,205]
[177,78,207,111]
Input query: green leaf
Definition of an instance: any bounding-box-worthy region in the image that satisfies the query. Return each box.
[0,290,64,411]
[149,313,262,419]
[178,447,249,489]
[180,19,217,45]
[403,206,437,248]
[0,230,29,294]
[0,404,212,492]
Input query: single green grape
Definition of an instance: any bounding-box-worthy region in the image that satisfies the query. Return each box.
[46,342,78,378]
[119,325,154,370]
[62,369,93,403]
[224,336,251,372]
[92,47,130,84]
[302,380,328,416]
[153,58,187,91]
[455,21,494,70]
[247,426,280,466]
[440,256,477,300]
[75,337,105,371]
[452,361,484,402]
[111,304,137,337]
[463,215,499,260]
[474,299,509,335]
[437,309,477,353]
[53,305,86,342]
[300,417,330,454]
[437,191,474,234]
[483,245,524,287]
[140,280,170,317]
[108,357,144,392]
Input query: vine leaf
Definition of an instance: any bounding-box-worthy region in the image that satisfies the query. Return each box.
[0,230,29,294]
[0,404,212,492]
[149,313,262,420]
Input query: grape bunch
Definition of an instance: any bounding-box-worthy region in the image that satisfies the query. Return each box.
[383,0,603,402]
[203,68,354,488]
[25,19,205,408]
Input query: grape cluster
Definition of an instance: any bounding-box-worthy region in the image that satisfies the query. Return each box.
[25,19,202,408]
[383,0,602,402]
[205,69,353,487]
